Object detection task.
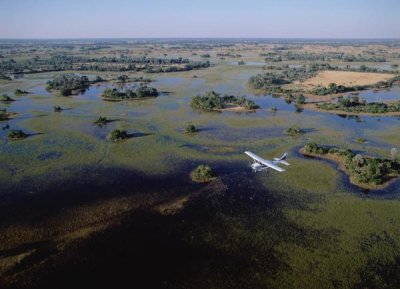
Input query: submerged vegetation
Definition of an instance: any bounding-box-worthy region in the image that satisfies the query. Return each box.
[101,85,159,100]
[190,91,259,111]
[303,142,400,187]
[190,164,214,182]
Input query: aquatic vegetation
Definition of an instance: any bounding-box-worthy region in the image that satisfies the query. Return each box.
[8,129,27,140]
[238,60,245,65]
[190,164,214,182]
[108,129,129,142]
[303,142,400,187]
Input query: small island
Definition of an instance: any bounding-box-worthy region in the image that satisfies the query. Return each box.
[8,130,27,140]
[190,165,214,183]
[190,91,259,112]
[301,142,400,190]
[101,85,159,101]
[47,73,104,96]
[47,74,91,96]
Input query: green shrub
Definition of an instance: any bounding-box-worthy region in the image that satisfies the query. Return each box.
[94,116,109,125]
[8,130,27,140]
[185,124,198,134]
[285,125,303,136]
[108,129,129,142]
[190,165,214,183]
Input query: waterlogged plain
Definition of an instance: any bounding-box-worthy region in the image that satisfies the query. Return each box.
[1,49,400,288]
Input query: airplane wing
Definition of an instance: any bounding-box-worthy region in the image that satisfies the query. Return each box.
[245,151,286,172]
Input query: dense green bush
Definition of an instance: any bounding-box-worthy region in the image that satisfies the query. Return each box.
[190,165,214,182]
[108,129,129,142]
[185,124,198,134]
[8,130,27,140]
[94,116,109,125]
[285,125,303,136]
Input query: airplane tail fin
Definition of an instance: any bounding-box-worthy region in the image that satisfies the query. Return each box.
[274,153,289,166]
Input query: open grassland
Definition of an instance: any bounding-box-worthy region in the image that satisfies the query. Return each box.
[300,71,394,88]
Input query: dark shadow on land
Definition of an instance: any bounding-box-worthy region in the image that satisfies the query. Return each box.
[0,162,339,289]
[26,132,43,138]
[128,132,152,138]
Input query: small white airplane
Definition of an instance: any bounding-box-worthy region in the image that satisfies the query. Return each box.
[245,151,289,172]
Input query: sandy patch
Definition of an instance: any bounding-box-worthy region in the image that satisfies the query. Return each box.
[299,71,394,88]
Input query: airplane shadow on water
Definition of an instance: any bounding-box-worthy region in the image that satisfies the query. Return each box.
[0,161,333,289]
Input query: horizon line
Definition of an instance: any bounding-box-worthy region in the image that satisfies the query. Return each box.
[1,37,400,41]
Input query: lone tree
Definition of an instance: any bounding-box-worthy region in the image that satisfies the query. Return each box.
[108,129,129,142]
[185,124,198,134]
[190,165,214,183]
[8,130,27,140]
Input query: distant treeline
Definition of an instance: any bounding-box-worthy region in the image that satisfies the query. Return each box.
[0,55,210,74]
[248,64,399,92]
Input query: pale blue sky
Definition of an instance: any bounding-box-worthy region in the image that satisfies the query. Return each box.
[0,0,399,38]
